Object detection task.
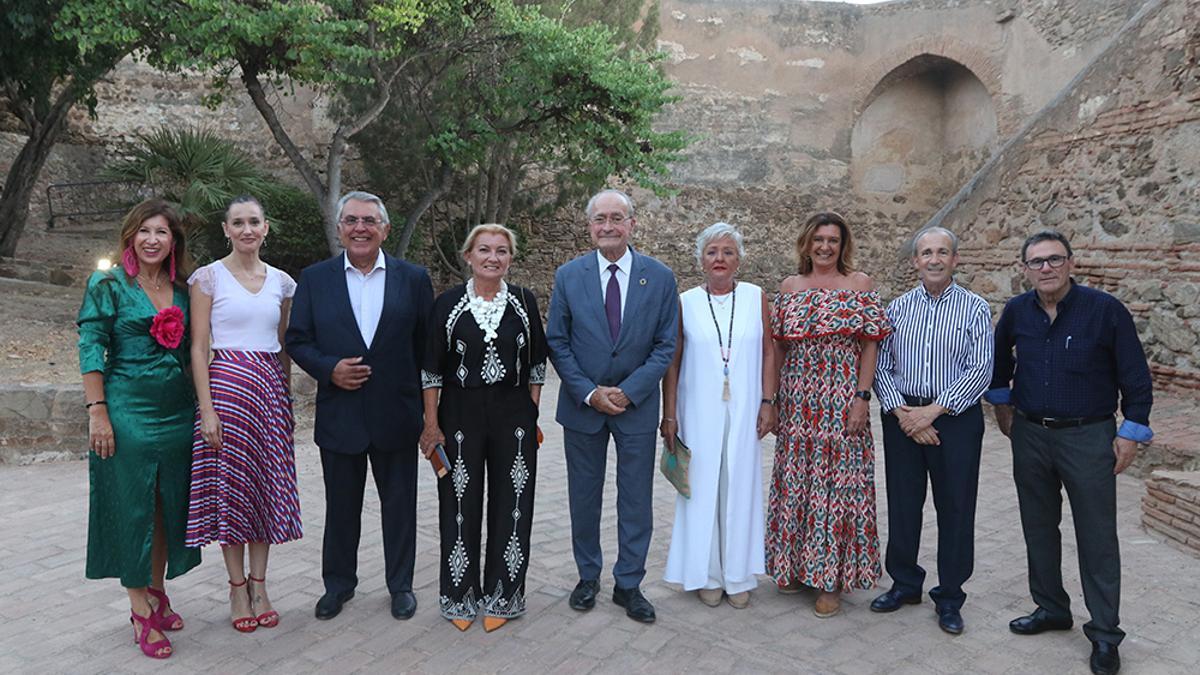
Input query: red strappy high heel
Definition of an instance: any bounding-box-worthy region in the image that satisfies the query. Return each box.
[229,578,259,633]
[248,575,280,628]
[130,609,172,659]
[147,586,184,631]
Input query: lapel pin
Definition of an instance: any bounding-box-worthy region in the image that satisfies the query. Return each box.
[639,278,647,285]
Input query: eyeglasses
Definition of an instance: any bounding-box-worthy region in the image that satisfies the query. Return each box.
[340,216,383,228]
[589,214,630,226]
[1024,255,1069,270]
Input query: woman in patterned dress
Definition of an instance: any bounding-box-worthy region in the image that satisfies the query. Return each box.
[767,211,892,618]
[186,195,302,633]
[419,224,548,633]
[78,199,199,659]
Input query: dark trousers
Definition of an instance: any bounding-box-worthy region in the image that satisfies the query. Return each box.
[564,425,655,589]
[319,445,416,597]
[1011,415,1123,644]
[881,403,983,609]
[436,386,538,620]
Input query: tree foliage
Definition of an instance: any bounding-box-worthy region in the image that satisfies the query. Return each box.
[64,0,505,255]
[102,127,283,260]
[0,0,141,256]
[355,1,689,271]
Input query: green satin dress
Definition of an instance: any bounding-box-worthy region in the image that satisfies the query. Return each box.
[77,269,201,587]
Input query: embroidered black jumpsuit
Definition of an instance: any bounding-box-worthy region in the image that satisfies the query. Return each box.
[422,283,547,621]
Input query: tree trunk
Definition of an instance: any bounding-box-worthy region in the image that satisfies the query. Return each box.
[394,163,453,259]
[0,90,77,257]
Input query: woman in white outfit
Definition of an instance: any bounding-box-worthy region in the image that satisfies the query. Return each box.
[661,222,777,608]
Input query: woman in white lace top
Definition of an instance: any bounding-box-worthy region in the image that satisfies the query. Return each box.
[185,195,302,634]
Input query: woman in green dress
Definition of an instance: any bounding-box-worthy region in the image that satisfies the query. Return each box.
[78,198,201,659]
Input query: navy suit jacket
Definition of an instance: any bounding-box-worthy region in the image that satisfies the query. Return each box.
[285,253,434,454]
[547,248,678,434]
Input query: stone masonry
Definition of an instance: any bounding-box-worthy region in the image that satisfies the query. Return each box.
[1143,470,1200,558]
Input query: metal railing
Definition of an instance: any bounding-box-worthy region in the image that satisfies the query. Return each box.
[46,180,145,228]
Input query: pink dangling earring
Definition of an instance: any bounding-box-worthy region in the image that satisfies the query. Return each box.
[122,247,140,278]
[167,250,177,283]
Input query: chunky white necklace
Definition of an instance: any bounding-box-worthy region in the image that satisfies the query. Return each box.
[466,278,509,343]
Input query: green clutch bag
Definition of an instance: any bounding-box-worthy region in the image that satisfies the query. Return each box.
[660,434,691,499]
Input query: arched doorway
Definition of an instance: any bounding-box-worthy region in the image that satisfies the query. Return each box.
[851,55,998,212]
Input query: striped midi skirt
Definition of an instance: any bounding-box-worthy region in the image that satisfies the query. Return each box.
[186,350,302,547]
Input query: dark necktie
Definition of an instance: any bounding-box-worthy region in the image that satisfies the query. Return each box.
[605,263,621,341]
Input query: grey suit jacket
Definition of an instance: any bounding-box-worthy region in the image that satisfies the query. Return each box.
[546,248,678,434]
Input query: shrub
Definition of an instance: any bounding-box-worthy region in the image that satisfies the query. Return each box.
[260,187,330,277]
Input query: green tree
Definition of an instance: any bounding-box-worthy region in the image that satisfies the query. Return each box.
[102,127,283,260]
[0,0,142,257]
[356,2,689,269]
[65,0,505,255]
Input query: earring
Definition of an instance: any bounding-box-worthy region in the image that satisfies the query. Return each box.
[122,246,139,278]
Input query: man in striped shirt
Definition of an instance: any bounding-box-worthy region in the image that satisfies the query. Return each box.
[871,226,994,636]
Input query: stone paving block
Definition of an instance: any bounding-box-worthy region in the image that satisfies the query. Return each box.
[3,371,1200,673]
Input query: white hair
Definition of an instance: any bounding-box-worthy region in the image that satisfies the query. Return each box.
[910,225,958,256]
[695,222,746,264]
[584,189,635,220]
[336,190,390,224]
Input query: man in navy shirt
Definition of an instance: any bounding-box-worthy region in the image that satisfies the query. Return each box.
[985,230,1153,675]
[873,226,994,635]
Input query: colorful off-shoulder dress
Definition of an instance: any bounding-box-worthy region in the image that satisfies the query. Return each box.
[766,288,892,592]
[77,269,201,587]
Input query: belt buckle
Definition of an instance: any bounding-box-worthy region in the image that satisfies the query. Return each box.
[1040,416,1058,428]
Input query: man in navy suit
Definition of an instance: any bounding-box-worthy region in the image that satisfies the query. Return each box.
[286,191,433,621]
[547,189,679,623]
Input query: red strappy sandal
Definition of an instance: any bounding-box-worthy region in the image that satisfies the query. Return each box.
[229,578,259,633]
[248,575,280,628]
[130,609,172,659]
[147,586,184,631]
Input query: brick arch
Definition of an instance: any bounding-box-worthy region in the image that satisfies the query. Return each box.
[854,37,1014,132]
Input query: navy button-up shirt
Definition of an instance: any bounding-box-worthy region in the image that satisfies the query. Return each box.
[985,281,1153,442]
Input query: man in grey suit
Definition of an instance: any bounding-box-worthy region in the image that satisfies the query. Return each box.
[547,189,679,623]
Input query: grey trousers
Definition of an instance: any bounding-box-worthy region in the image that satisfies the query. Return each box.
[1010,414,1124,645]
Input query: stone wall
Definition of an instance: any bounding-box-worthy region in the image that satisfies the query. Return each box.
[929,0,1200,396]
[1143,470,1200,558]
[0,384,87,464]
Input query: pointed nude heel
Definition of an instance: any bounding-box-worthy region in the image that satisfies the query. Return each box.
[451,618,473,632]
[229,578,258,633]
[482,616,508,632]
[248,575,280,628]
[130,610,172,659]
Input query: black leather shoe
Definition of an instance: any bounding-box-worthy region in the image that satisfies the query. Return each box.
[314,589,354,620]
[1009,607,1073,635]
[568,579,599,611]
[1090,641,1120,675]
[936,605,964,635]
[612,586,656,624]
[870,588,922,613]
[391,591,417,620]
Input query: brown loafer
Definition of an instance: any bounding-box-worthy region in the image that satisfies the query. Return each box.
[814,591,841,618]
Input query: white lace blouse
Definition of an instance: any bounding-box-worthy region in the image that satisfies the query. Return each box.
[188,261,296,353]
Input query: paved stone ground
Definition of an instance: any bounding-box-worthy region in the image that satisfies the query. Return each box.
[1,372,1197,674]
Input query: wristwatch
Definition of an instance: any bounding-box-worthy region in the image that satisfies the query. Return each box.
[854,390,872,402]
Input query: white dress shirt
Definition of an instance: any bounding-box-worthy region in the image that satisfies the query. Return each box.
[596,247,632,317]
[344,251,387,347]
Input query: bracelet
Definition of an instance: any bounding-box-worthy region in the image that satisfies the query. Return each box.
[85,400,107,409]
[662,417,676,422]
[761,398,775,406]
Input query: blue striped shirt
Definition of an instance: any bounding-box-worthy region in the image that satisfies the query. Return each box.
[874,282,994,415]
